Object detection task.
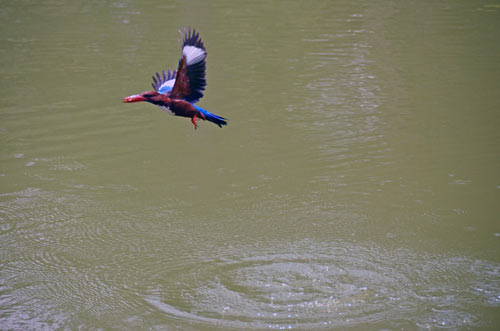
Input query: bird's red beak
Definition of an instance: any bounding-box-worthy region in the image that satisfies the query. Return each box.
[122,94,147,103]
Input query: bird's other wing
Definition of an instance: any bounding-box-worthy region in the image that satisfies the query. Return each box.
[152,69,177,94]
[170,27,207,103]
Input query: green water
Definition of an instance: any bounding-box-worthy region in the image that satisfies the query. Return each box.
[1,0,499,329]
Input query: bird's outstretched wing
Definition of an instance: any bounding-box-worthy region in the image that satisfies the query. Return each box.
[152,69,177,94]
[170,27,207,103]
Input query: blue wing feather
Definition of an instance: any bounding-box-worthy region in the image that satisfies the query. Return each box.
[152,69,177,95]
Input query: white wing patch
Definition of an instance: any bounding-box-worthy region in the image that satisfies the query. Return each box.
[158,79,175,94]
[157,105,175,115]
[182,45,206,65]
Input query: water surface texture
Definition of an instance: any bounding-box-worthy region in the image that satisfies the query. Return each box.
[1,0,499,329]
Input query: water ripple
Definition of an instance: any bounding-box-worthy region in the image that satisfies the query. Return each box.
[142,240,499,329]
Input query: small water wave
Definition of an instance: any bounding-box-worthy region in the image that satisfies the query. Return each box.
[0,187,152,329]
[141,240,499,329]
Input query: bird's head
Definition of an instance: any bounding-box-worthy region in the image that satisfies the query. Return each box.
[122,90,161,103]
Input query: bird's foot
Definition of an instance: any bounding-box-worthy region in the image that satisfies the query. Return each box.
[191,115,198,130]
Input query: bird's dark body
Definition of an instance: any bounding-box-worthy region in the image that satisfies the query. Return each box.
[148,94,207,120]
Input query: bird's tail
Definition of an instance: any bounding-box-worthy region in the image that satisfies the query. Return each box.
[194,105,227,128]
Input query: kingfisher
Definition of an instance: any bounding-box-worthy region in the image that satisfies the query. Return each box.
[122,27,227,129]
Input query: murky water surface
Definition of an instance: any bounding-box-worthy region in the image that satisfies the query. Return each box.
[1,0,499,329]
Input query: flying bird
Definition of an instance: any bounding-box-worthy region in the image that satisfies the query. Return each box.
[122,27,227,129]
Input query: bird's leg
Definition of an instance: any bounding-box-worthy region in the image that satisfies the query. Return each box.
[191,114,198,130]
